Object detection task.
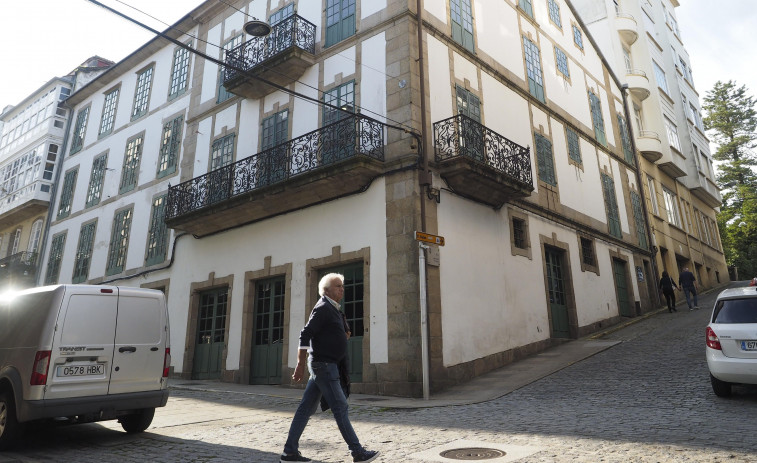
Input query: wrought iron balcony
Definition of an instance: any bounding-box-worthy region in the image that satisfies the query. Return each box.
[222,14,316,99]
[433,114,533,207]
[0,252,38,289]
[166,115,386,236]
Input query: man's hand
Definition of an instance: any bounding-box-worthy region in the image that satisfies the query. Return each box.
[292,362,306,382]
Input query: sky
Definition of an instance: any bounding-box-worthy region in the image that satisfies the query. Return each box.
[0,0,755,113]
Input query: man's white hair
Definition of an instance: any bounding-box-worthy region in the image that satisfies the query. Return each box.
[318,273,344,296]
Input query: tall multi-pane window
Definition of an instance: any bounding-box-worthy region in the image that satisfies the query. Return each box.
[690,104,703,130]
[70,107,90,154]
[44,233,66,285]
[617,115,633,163]
[146,195,168,266]
[157,115,183,178]
[169,43,191,99]
[652,61,669,94]
[106,208,132,275]
[523,37,545,103]
[455,85,481,121]
[211,133,235,170]
[218,35,243,103]
[535,133,556,186]
[588,91,607,145]
[662,186,682,228]
[57,168,78,219]
[132,67,154,120]
[27,219,43,255]
[601,173,622,238]
[572,25,583,50]
[548,0,561,27]
[86,154,108,207]
[72,221,97,284]
[120,135,143,194]
[261,110,289,150]
[555,46,570,78]
[323,81,356,125]
[512,218,526,249]
[450,0,474,52]
[664,116,682,151]
[566,127,581,164]
[270,3,294,25]
[647,175,659,215]
[630,191,648,249]
[519,0,534,17]
[325,0,356,47]
[581,237,595,266]
[99,88,119,137]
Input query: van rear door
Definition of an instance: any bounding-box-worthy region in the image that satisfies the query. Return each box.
[108,288,167,395]
[45,286,118,399]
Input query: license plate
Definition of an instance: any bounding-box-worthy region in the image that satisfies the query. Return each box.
[741,340,757,351]
[57,364,105,377]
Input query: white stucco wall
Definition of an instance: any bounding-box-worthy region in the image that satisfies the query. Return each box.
[201,24,222,104]
[292,66,320,138]
[362,0,386,19]
[425,0,448,24]
[324,46,356,87]
[480,73,532,150]
[475,0,524,81]
[361,33,387,124]
[427,35,453,123]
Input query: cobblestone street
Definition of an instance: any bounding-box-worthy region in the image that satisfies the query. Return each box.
[3,288,757,463]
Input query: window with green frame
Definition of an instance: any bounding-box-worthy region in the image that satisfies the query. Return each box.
[218,35,243,103]
[157,115,183,178]
[106,208,132,276]
[450,0,474,52]
[57,168,78,219]
[455,85,481,122]
[519,0,534,17]
[547,0,562,27]
[555,46,570,78]
[169,43,191,99]
[325,0,356,48]
[69,107,90,155]
[99,88,119,137]
[323,81,355,125]
[261,110,289,150]
[44,233,66,285]
[535,133,556,185]
[588,91,607,145]
[211,133,235,170]
[86,154,108,208]
[566,127,581,164]
[617,114,634,163]
[523,37,545,103]
[270,3,294,25]
[120,135,143,194]
[601,173,622,238]
[323,82,355,163]
[146,195,168,266]
[630,191,648,249]
[72,221,97,283]
[131,67,153,120]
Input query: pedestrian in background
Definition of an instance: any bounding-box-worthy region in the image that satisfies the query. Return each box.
[678,267,699,311]
[659,270,679,313]
[280,273,379,463]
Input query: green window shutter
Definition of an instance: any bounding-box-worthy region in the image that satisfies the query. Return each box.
[602,174,622,238]
[72,221,97,283]
[57,169,78,219]
[566,127,581,164]
[106,208,133,275]
[70,107,90,155]
[535,133,556,186]
[157,115,183,178]
[523,37,545,103]
[120,136,143,194]
[146,195,168,266]
[617,115,634,163]
[589,91,606,145]
[44,233,66,285]
[630,191,648,249]
[86,154,107,208]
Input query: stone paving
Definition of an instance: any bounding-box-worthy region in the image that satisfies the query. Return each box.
[3,288,757,463]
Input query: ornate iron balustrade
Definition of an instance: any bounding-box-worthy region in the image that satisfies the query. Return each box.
[224,14,316,82]
[166,115,385,220]
[0,251,38,278]
[433,114,533,187]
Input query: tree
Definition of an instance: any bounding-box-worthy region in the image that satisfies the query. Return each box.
[703,81,757,278]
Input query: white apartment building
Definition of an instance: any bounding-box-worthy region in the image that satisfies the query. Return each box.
[41,0,655,397]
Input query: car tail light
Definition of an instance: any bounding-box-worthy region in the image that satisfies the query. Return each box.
[163,348,171,378]
[706,327,722,350]
[31,350,51,385]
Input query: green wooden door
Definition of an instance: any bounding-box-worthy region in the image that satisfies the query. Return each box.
[250,278,285,384]
[320,264,363,383]
[192,288,227,380]
[545,247,570,338]
[613,259,633,317]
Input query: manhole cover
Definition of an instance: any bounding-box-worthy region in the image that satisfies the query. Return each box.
[440,448,506,460]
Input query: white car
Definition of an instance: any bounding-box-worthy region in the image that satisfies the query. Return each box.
[705,286,757,397]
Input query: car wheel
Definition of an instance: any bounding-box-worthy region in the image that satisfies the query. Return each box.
[710,374,732,397]
[119,407,155,433]
[0,390,21,450]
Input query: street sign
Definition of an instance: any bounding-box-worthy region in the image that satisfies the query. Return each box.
[415,231,445,246]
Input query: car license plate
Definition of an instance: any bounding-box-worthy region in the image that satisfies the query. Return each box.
[741,340,757,351]
[57,364,104,377]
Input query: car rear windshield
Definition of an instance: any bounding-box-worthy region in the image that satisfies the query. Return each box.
[712,298,757,324]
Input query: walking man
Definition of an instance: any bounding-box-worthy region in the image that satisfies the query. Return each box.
[678,267,699,310]
[280,273,379,463]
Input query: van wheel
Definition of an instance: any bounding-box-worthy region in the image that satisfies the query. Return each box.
[0,391,21,450]
[710,374,732,397]
[119,408,155,433]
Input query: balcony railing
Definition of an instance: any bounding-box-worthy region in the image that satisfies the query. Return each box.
[166,115,385,223]
[433,115,533,207]
[0,252,38,286]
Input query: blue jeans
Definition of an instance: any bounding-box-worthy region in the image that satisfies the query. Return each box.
[283,360,362,455]
[683,286,698,308]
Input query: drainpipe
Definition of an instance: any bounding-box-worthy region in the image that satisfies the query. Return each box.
[621,84,661,308]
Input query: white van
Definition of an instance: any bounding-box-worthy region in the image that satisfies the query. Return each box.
[0,285,170,448]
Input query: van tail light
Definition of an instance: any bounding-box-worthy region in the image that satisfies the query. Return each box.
[706,327,722,350]
[31,350,52,385]
[163,348,171,378]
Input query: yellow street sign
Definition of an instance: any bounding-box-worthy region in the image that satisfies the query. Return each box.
[415,231,445,246]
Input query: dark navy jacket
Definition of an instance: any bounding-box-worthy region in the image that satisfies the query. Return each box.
[299,296,348,363]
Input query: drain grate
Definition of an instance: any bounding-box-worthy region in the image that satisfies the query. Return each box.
[440,448,506,460]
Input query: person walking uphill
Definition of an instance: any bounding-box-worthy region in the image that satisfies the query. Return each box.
[280,273,379,463]
[678,267,699,311]
[659,270,679,313]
